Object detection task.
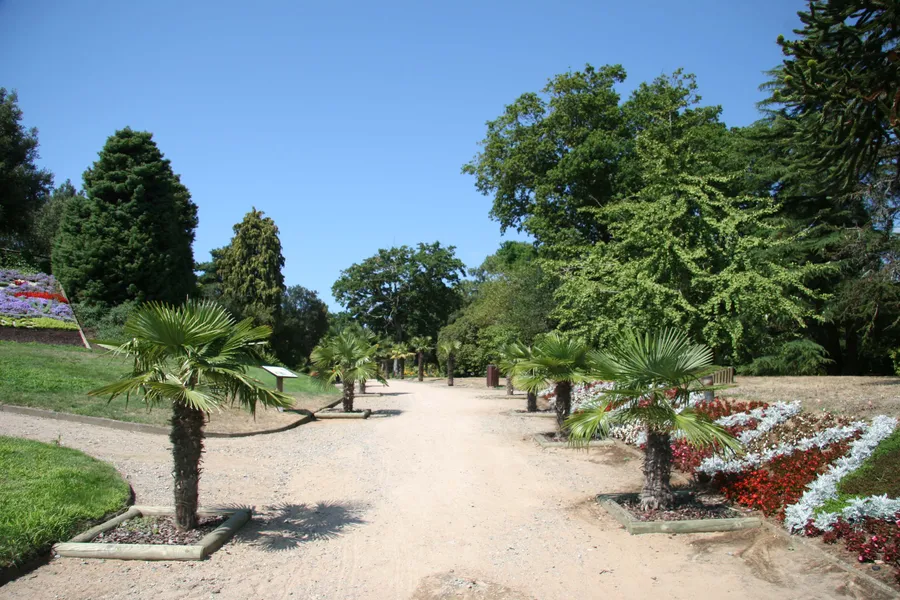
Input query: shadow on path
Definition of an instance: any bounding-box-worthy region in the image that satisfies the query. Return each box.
[237,501,368,552]
[369,409,403,418]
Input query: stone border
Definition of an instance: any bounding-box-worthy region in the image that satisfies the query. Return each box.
[597,492,761,535]
[532,432,616,449]
[54,506,251,561]
[0,404,315,438]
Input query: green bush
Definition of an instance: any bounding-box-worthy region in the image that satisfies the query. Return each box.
[72,300,140,342]
[741,339,833,376]
[819,428,900,514]
[891,349,900,376]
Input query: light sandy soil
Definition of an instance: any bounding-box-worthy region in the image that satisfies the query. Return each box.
[0,381,890,600]
[727,376,900,419]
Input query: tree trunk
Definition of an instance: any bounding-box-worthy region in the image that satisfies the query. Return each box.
[342,380,355,412]
[171,401,205,531]
[393,358,399,378]
[447,355,455,386]
[554,381,572,433]
[505,374,513,396]
[641,429,675,510]
[359,379,366,394]
[399,357,405,379]
[418,352,424,381]
[526,391,537,412]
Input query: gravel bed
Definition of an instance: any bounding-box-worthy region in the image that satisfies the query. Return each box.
[94,516,225,545]
[619,495,741,522]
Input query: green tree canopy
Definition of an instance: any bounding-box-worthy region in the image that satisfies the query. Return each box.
[31,180,83,267]
[0,88,53,248]
[332,242,465,342]
[218,208,286,327]
[272,285,330,369]
[53,128,198,306]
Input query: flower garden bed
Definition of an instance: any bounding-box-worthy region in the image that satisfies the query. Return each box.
[547,382,900,587]
[0,270,85,346]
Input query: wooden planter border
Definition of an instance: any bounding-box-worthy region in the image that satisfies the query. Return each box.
[54,506,251,561]
[314,409,372,419]
[597,492,761,535]
[504,410,555,418]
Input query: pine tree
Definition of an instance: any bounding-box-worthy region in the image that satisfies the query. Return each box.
[53,128,198,306]
[218,208,285,326]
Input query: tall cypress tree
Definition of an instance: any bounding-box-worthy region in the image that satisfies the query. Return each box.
[218,208,285,326]
[53,128,198,306]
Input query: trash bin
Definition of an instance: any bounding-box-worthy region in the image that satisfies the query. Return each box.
[486,365,500,388]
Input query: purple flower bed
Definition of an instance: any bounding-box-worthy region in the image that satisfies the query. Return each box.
[0,270,75,322]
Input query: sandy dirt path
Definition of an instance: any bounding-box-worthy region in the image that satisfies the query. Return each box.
[0,380,886,599]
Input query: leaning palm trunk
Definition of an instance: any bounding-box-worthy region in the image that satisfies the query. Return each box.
[418,352,425,381]
[342,380,355,412]
[526,391,537,412]
[171,401,205,531]
[505,374,513,396]
[447,355,455,386]
[641,429,675,510]
[554,381,572,433]
[359,379,366,394]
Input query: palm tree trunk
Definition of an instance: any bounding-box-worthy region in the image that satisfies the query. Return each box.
[554,381,572,433]
[418,352,424,381]
[447,355,455,386]
[342,380,355,412]
[171,401,205,531]
[393,358,399,378]
[526,391,537,412]
[359,379,366,394]
[399,357,405,379]
[505,374,513,396]
[641,429,675,510]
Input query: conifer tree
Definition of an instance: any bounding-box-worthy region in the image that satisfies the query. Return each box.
[53,128,197,306]
[218,208,285,327]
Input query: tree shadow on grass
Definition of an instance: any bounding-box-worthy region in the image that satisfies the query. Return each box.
[237,502,367,552]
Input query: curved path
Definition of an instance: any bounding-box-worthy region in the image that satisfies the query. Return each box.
[0,381,883,599]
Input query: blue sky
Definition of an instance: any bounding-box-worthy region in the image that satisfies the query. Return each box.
[1,0,804,309]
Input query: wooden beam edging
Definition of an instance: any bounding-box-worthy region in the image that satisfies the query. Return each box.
[503,410,555,418]
[596,493,761,535]
[55,507,252,562]
[0,404,315,438]
[314,409,372,419]
[532,433,616,449]
[759,521,900,599]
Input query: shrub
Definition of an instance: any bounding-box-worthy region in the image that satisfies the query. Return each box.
[741,339,833,376]
[73,300,140,342]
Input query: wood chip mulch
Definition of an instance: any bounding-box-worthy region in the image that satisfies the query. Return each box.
[94,515,225,545]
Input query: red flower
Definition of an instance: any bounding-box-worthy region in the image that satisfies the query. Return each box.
[13,291,68,303]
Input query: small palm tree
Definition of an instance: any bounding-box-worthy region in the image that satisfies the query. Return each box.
[89,301,292,531]
[311,328,386,411]
[567,329,740,510]
[389,343,414,379]
[499,341,538,411]
[410,335,433,382]
[438,339,462,386]
[514,332,592,432]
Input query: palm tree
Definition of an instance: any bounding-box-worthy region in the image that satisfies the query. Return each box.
[89,301,292,531]
[514,332,592,432]
[389,343,413,379]
[311,328,386,411]
[499,341,538,411]
[438,339,462,386]
[567,329,740,510]
[410,335,433,382]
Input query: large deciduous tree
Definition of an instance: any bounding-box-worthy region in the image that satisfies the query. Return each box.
[0,88,53,249]
[332,242,465,342]
[53,128,197,306]
[218,208,286,327]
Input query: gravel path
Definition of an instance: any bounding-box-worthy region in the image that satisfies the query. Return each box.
[0,381,886,599]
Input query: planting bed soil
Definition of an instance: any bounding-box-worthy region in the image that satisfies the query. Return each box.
[618,493,742,522]
[0,326,84,346]
[94,515,225,545]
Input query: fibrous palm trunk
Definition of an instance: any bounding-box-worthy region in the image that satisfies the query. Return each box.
[505,374,513,396]
[418,352,425,381]
[171,401,205,531]
[399,357,405,379]
[554,381,572,433]
[447,355,455,386]
[641,429,674,510]
[342,380,355,412]
[526,391,537,412]
[359,379,366,394]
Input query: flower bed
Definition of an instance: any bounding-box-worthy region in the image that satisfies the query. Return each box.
[0,270,76,328]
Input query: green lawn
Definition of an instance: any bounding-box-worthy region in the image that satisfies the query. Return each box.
[0,436,131,570]
[0,342,336,426]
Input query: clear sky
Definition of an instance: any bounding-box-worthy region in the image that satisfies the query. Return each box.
[1,0,805,309]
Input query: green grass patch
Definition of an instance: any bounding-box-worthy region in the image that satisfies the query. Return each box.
[0,436,130,569]
[818,428,900,514]
[0,342,336,426]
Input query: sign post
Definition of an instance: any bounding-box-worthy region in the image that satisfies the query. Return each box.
[261,365,298,393]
